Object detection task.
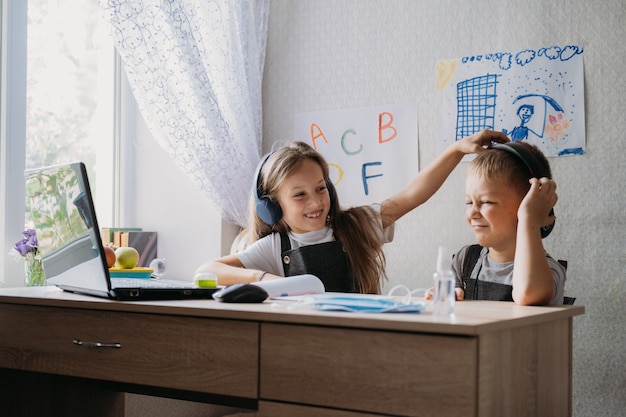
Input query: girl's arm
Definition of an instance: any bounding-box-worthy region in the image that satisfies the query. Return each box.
[194,255,279,286]
[512,177,558,305]
[380,129,509,228]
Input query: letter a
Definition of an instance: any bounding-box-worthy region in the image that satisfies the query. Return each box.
[310,123,329,150]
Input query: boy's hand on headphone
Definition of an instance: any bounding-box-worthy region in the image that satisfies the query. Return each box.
[519,177,558,229]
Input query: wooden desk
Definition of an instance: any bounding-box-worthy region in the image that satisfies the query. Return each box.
[0,286,583,417]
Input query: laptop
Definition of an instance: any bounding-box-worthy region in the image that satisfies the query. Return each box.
[25,162,219,301]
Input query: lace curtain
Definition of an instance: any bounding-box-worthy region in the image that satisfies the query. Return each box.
[99,0,269,226]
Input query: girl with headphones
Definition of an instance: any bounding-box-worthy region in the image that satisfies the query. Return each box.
[195,129,508,294]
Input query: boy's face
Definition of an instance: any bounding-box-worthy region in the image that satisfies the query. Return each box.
[465,171,525,254]
[276,158,331,234]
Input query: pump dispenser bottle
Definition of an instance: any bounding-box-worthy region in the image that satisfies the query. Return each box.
[433,246,455,316]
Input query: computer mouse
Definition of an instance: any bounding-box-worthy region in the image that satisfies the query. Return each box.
[212,283,269,303]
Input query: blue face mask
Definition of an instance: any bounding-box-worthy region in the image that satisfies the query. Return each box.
[301,285,429,313]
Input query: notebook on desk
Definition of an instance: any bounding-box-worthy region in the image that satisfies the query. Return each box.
[25,162,218,301]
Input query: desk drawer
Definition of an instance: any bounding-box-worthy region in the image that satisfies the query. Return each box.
[260,323,476,417]
[0,304,258,398]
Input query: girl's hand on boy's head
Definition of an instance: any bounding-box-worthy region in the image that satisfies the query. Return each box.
[456,129,509,155]
[518,177,558,229]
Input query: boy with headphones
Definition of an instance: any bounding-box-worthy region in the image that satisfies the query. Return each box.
[451,141,566,305]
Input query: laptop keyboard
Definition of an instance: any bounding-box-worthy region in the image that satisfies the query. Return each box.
[111,278,194,289]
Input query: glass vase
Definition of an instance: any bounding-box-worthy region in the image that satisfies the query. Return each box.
[25,258,46,286]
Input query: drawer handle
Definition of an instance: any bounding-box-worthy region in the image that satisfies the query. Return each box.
[73,339,122,349]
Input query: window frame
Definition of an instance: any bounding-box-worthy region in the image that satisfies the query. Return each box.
[1,0,27,287]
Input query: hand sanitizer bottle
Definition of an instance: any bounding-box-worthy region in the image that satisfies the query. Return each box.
[433,246,455,316]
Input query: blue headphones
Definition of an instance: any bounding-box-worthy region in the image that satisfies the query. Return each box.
[253,152,336,226]
[488,142,555,238]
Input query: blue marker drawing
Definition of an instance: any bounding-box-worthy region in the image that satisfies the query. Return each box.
[440,44,585,156]
[504,94,565,141]
[514,94,564,112]
[361,162,383,196]
[506,104,535,140]
[558,147,584,156]
[455,74,499,140]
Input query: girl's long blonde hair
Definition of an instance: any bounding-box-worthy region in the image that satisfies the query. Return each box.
[248,141,387,293]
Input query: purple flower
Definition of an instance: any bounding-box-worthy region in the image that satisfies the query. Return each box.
[14,229,39,257]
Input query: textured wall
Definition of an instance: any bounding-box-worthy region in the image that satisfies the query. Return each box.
[263,1,626,416]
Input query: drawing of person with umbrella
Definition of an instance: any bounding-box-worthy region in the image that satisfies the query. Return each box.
[504,94,564,142]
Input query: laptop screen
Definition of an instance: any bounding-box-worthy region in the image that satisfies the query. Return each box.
[25,162,111,294]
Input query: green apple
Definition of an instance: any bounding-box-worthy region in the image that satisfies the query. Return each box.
[115,247,140,269]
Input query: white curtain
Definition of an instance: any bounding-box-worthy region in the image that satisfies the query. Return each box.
[99,0,269,227]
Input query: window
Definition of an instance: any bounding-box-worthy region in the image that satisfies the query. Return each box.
[1,0,117,286]
[26,0,114,212]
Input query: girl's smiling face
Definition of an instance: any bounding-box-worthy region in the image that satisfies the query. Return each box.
[277,158,331,234]
[465,171,524,259]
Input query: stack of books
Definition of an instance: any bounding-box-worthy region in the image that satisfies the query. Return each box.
[101,227,158,267]
[108,267,154,279]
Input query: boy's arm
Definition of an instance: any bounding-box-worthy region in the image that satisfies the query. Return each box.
[380,130,508,228]
[512,177,559,305]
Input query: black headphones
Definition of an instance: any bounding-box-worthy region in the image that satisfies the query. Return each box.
[488,142,555,238]
[253,152,337,226]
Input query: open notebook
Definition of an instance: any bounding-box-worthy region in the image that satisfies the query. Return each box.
[25,162,218,301]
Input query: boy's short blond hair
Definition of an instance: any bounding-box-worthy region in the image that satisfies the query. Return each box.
[469,142,552,196]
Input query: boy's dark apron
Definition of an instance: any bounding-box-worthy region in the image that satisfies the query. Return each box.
[460,244,513,301]
[280,232,356,293]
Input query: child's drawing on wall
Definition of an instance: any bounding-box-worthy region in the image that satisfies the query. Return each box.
[436,45,585,157]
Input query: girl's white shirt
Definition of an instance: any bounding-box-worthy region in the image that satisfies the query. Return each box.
[236,205,394,277]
